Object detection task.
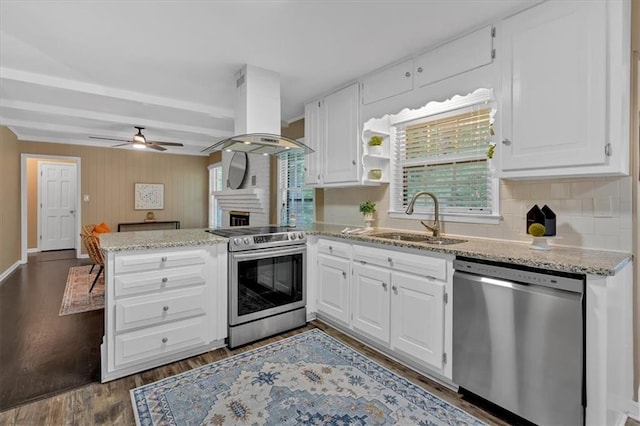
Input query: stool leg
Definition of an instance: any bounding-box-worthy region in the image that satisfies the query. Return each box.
[89,266,103,293]
[90,264,95,274]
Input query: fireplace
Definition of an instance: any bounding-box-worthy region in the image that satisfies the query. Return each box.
[230,211,250,227]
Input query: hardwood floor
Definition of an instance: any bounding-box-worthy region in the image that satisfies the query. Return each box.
[0,321,515,425]
[0,250,103,411]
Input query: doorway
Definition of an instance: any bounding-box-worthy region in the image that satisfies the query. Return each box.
[20,154,82,262]
[38,162,77,251]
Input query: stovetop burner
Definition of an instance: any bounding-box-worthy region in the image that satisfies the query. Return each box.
[206,226,294,237]
[205,226,306,251]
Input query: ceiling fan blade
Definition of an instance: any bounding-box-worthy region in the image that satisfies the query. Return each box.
[89,136,130,142]
[148,141,184,147]
[147,144,167,151]
[112,143,131,147]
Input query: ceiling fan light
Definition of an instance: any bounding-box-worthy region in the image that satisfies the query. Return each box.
[132,143,146,150]
[132,134,146,143]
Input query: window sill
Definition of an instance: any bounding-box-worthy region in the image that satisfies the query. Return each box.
[388,211,501,225]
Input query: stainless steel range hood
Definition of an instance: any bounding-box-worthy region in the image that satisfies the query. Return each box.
[203,133,313,156]
[202,65,313,157]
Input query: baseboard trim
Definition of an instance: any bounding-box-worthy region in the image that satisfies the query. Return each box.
[0,260,24,284]
[27,248,40,254]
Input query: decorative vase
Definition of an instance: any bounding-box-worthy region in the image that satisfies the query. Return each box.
[368,169,382,180]
[363,213,374,230]
[368,145,383,156]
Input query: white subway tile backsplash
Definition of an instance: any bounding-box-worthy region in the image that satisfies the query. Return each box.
[581,199,594,216]
[570,181,594,199]
[593,217,620,236]
[569,216,594,234]
[593,179,620,199]
[550,182,571,199]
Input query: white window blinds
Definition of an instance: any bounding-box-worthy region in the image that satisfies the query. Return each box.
[278,151,314,225]
[391,99,495,216]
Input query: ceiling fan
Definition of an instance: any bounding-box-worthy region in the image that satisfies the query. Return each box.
[89,127,184,151]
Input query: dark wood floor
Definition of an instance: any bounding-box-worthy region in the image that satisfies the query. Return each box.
[0,250,103,411]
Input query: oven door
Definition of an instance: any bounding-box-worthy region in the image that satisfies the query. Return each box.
[229,244,306,326]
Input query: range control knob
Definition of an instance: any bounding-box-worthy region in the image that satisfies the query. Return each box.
[298,232,305,239]
[243,237,251,245]
[290,233,297,240]
[233,238,241,245]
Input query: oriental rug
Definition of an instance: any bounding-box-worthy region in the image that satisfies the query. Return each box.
[130,329,485,426]
[59,265,104,316]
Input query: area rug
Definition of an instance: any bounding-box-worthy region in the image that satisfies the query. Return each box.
[58,265,104,316]
[130,329,485,426]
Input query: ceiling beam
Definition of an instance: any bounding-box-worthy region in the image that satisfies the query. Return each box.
[0,67,235,120]
[0,99,233,138]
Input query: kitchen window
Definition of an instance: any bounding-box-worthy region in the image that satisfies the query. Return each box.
[278,147,314,226]
[389,88,499,224]
[208,163,223,228]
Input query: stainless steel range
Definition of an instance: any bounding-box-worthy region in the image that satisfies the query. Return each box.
[206,226,307,348]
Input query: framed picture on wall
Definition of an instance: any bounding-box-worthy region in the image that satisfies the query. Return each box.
[134,183,164,210]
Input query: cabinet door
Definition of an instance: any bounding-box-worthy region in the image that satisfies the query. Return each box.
[317,253,350,325]
[352,262,391,344]
[362,59,414,104]
[304,100,322,185]
[501,1,607,172]
[322,83,360,184]
[391,271,445,371]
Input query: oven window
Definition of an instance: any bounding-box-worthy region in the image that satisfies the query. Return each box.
[237,252,303,316]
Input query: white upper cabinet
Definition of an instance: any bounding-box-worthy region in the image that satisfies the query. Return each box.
[500,0,630,178]
[304,83,361,187]
[414,25,494,89]
[362,59,414,105]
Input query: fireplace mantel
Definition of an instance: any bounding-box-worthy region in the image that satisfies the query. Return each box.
[213,188,267,214]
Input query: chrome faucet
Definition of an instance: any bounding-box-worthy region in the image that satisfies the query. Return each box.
[405,191,440,237]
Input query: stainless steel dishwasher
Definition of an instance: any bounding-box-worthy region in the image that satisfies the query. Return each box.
[452,257,585,426]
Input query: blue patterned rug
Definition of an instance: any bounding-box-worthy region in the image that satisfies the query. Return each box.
[131,329,485,425]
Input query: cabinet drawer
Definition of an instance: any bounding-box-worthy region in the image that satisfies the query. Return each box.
[353,244,446,281]
[115,286,207,332]
[318,239,351,259]
[114,316,209,367]
[114,264,208,297]
[114,249,207,274]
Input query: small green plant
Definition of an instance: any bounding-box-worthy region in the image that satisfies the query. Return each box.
[368,135,384,146]
[359,200,376,215]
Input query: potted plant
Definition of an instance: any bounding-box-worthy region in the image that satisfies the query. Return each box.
[359,201,376,229]
[368,135,384,155]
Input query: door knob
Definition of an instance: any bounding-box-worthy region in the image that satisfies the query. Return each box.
[382,282,388,290]
[342,271,347,278]
[502,139,512,146]
[405,71,411,77]
[70,210,75,214]
[392,285,398,293]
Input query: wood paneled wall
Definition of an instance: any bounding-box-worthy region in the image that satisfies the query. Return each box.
[19,139,210,239]
[0,127,22,276]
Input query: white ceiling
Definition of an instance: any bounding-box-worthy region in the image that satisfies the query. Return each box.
[0,0,533,156]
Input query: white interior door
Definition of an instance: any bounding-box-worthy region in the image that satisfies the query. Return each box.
[39,162,77,251]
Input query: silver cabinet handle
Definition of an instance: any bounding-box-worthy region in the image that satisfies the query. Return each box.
[387,257,393,263]
[502,139,512,146]
[329,246,333,252]
[161,277,168,283]
[161,256,167,262]
[417,67,423,73]
[405,71,411,77]
[162,337,168,343]
[163,305,169,312]
[392,285,398,293]
[382,282,388,290]
[342,271,347,278]
[70,210,75,214]
[352,160,356,165]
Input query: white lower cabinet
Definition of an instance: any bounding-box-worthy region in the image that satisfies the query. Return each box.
[316,252,351,326]
[390,271,444,370]
[314,238,452,378]
[101,244,227,382]
[351,263,391,344]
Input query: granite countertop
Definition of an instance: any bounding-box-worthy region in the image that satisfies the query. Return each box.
[100,229,227,252]
[307,223,631,276]
[99,225,631,276]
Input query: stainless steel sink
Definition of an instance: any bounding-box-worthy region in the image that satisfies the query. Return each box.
[370,232,467,245]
